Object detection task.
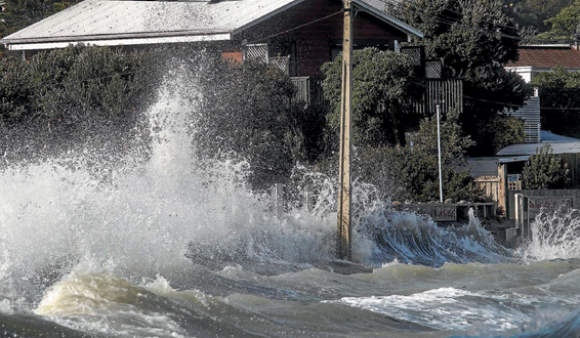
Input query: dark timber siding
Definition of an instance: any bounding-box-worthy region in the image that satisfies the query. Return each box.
[236,0,408,76]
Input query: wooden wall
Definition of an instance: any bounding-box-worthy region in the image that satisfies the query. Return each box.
[236,0,409,76]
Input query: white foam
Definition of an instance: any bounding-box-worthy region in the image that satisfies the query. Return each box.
[333,287,529,332]
[0,299,14,315]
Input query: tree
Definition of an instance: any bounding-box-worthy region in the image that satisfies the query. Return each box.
[397,0,532,156]
[480,113,525,155]
[0,45,158,165]
[0,0,77,58]
[510,0,575,33]
[0,0,77,38]
[0,55,34,125]
[538,3,580,40]
[321,48,420,149]
[385,109,484,202]
[192,56,324,189]
[522,144,569,189]
[531,66,580,138]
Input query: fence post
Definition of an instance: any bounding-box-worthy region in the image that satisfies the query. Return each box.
[303,183,313,212]
[523,196,530,240]
[514,193,522,235]
[271,183,284,218]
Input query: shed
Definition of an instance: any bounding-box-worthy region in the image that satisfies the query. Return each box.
[497,135,580,189]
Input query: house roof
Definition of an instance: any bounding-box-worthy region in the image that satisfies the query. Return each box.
[467,159,499,177]
[497,140,580,157]
[505,45,580,69]
[1,0,423,50]
[541,130,580,143]
[467,156,530,177]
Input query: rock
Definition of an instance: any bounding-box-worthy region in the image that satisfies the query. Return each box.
[459,200,467,204]
[444,198,454,204]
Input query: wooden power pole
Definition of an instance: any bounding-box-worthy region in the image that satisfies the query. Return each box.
[337,0,353,260]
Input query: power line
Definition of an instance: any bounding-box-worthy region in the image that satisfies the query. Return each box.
[248,11,343,45]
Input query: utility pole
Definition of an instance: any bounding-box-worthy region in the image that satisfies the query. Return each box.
[436,104,444,203]
[337,0,353,260]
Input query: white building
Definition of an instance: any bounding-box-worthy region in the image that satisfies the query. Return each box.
[505,45,580,83]
[504,45,580,144]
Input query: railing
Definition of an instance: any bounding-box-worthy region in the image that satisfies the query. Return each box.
[291,76,310,105]
[290,76,325,107]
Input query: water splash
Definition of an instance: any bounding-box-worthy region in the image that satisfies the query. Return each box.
[366,209,512,266]
[0,65,535,338]
[522,207,580,261]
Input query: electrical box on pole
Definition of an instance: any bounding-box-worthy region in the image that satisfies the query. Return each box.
[337,0,353,260]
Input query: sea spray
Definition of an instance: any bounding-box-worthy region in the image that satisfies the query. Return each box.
[522,206,580,261]
[1,65,580,337]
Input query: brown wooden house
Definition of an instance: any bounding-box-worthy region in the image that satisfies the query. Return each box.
[2,0,422,102]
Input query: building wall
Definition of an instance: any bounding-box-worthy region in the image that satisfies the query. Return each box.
[508,96,541,143]
[236,0,409,76]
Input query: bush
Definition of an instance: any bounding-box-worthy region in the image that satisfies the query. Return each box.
[522,144,569,190]
[194,57,325,189]
[0,44,158,165]
[321,48,420,148]
[479,114,525,155]
[0,57,35,125]
[386,111,484,203]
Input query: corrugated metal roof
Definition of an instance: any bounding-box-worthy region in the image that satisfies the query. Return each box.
[2,0,422,49]
[497,141,580,156]
[467,159,499,177]
[541,130,580,143]
[467,156,531,177]
[3,0,301,42]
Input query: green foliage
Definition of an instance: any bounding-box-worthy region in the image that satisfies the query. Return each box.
[0,56,35,124]
[510,0,575,33]
[537,3,580,40]
[531,66,580,138]
[0,0,77,39]
[479,114,525,155]
[194,58,324,189]
[321,48,420,148]
[384,112,484,202]
[0,45,157,163]
[522,144,569,189]
[397,0,532,156]
[33,45,154,126]
[1,44,154,126]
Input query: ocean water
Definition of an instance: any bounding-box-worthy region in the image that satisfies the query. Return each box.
[1,79,580,338]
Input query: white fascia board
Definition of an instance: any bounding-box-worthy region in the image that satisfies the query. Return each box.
[8,33,232,51]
